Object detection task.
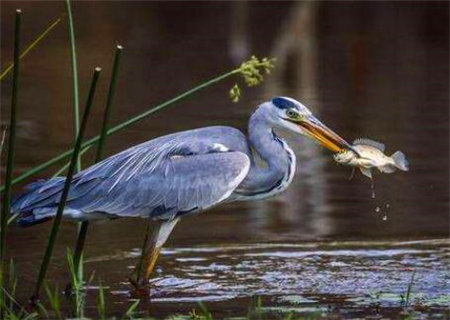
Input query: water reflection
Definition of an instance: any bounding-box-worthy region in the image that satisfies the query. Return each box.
[112,239,447,317]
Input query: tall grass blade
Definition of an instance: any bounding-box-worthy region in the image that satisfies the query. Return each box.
[7,214,19,227]
[44,284,61,319]
[0,16,62,81]
[1,298,38,320]
[66,249,84,318]
[72,45,123,276]
[404,269,416,309]
[0,127,6,206]
[0,128,6,157]
[97,283,106,320]
[124,299,140,318]
[31,68,101,302]
[7,259,17,312]
[0,56,274,192]
[21,312,39,320]
[0,9,21,317]
[1,283,34,319]
[36,302,49,319]
[198,302,212,320]
[64,0,81,172]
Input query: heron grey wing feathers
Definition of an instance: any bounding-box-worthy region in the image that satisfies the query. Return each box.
[68,149,250,219]
[12,129,251,221]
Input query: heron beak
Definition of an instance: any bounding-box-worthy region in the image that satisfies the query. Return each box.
[296,115,353,153]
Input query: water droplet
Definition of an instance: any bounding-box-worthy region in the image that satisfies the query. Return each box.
[375,206,380,213]
[382,215,388,221]
[386,203,390,209]
[370,180,376,199]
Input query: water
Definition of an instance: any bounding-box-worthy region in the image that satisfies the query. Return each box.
[1,1,449,319]
[101,239,448,318]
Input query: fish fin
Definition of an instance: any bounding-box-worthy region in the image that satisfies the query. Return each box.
[359,167,373,179]
[379,165,396,173]
[348,167,356,180]
[353,138,385,152]
[391,151,409,171]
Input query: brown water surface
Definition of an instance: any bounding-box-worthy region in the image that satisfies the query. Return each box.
[1,1,449,319]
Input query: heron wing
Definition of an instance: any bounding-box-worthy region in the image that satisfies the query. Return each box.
[13,133,250,220]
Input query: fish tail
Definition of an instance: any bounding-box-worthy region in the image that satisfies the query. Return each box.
[391,151,409,171]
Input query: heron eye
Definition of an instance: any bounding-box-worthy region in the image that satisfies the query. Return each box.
[286,109,297,118]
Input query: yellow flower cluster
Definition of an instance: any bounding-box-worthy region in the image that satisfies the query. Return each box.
[229,56,276,103]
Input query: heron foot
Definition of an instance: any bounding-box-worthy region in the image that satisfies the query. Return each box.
[128,273,152,297]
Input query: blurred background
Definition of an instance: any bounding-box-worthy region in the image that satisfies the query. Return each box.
[0,1,448,316]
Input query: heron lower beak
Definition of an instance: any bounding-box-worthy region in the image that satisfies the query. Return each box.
[296,115,352,153]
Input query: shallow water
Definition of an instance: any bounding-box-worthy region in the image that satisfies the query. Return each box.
[90,239,450,318]
[1,1,449,319]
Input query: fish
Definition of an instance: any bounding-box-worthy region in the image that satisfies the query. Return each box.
[333,138,409,179]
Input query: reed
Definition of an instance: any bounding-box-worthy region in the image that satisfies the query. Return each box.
[72,45,123,276]
[0,16,62,81]
[125,299,140,318]
[64,0,81,172]
[404,269,417,309]
[1,8,21,263]
[43,285,61,319]
[31,68,101,303]
[97,283,105,320]
[0,10,22,317]
[95,45,123,162]
[66,250,84,318]
[0,56,275,193]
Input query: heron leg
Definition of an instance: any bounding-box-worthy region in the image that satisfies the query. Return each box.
[129,218,179,292]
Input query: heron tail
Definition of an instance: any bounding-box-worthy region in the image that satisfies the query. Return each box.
[16,212,53,227]
[11,177,65,227]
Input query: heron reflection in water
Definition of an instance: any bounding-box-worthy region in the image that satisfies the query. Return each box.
[12,97,352,290]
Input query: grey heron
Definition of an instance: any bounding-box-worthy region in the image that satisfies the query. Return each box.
[12,97,352,290]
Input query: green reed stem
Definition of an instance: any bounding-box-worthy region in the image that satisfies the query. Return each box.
[64,0,81,172]
[0,68,240,193]
[1,7,22,269]
[52,145,91,177]
[95,45,123,162]
[72,45,123,276]
[404,269,416,309]
[0,15,62,81]
[0,129,6,193]
[31,68,101,302]
[0,9,21,317]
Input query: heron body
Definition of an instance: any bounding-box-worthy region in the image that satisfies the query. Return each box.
[12,97,351,289]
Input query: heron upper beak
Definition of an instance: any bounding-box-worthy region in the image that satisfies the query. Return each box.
[295,115,353,153]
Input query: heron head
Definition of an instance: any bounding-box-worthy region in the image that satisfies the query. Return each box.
[264,96,352,153]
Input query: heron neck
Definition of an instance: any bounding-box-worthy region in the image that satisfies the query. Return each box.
[236,112,295,197]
